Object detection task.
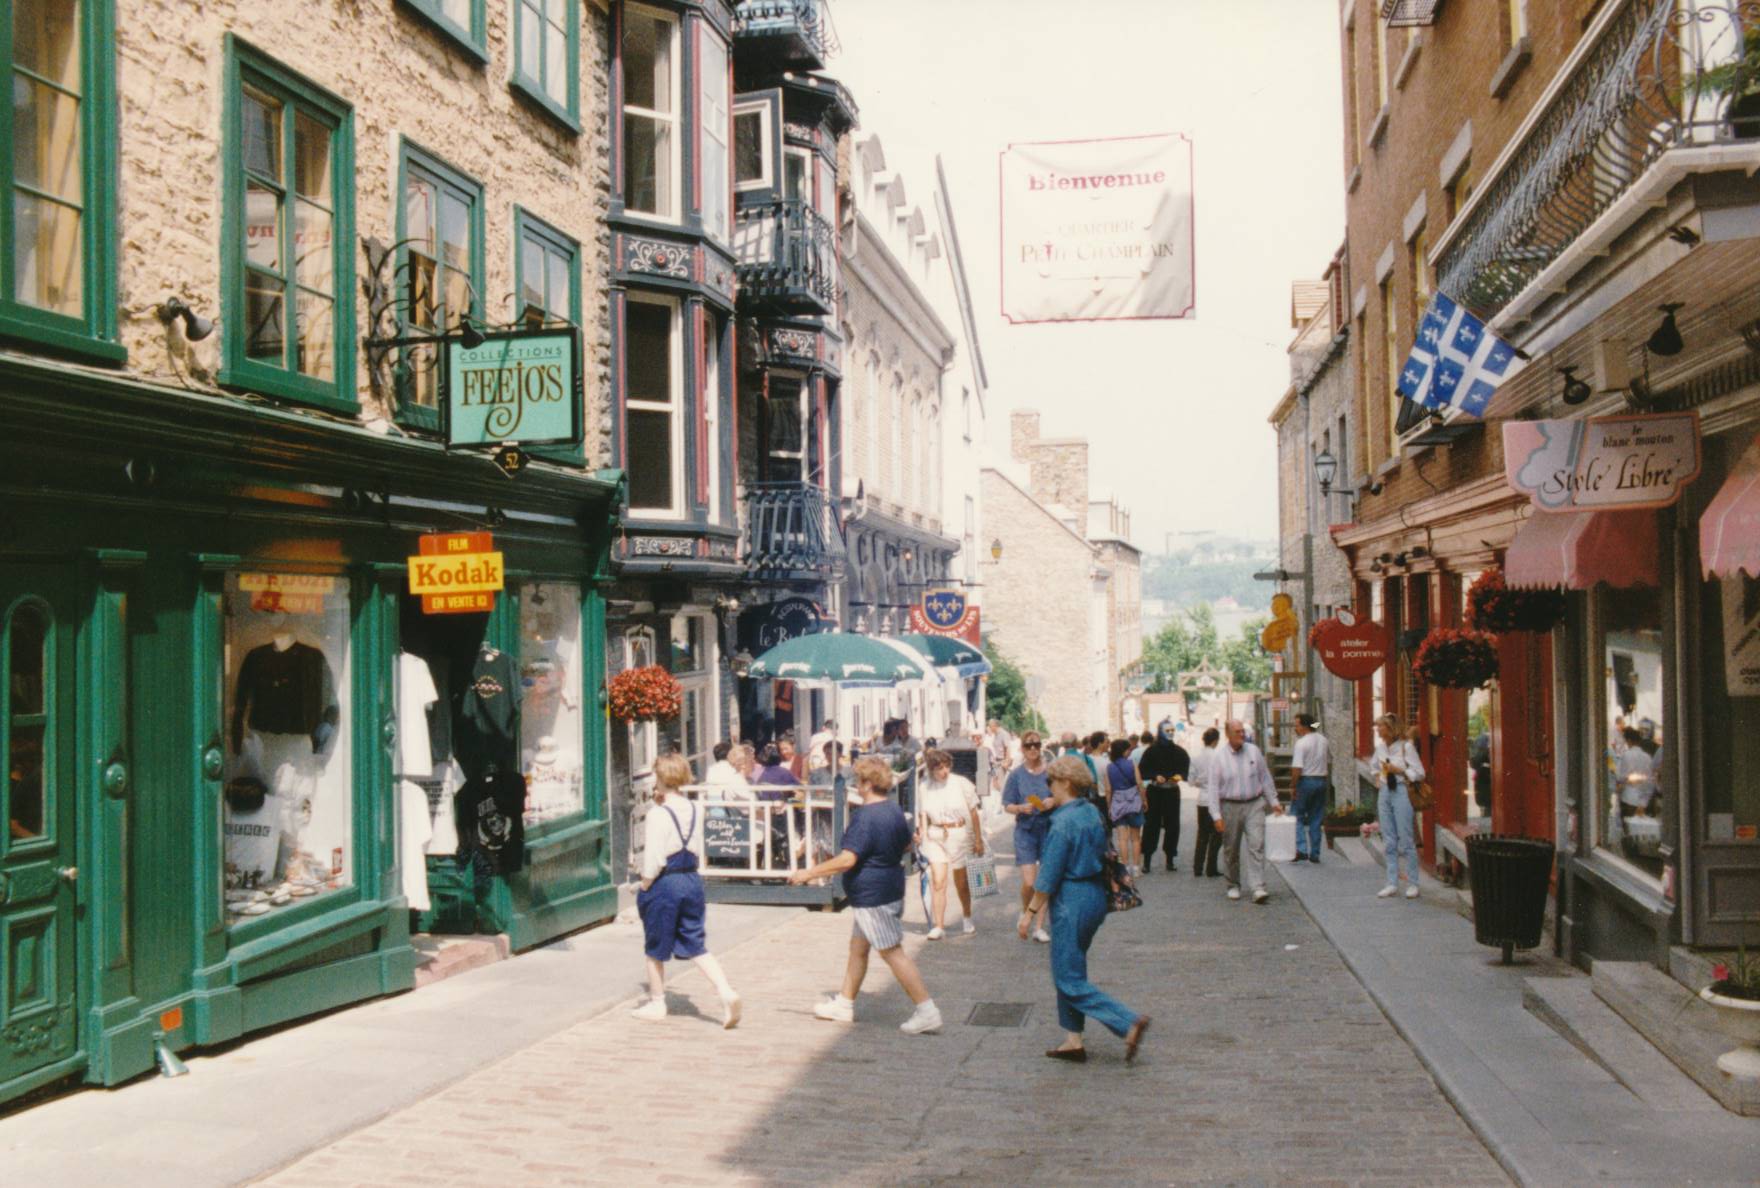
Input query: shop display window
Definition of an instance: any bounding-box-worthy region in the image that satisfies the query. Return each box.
[1700,570,1760,842]
[1594,585,1666,882]
[1460,572,1493,828]
[222,573,352,922]
[519,582,584,826]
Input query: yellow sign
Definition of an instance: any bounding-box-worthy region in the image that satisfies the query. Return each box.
[408,552,504,601]
[1260,592,1300,653]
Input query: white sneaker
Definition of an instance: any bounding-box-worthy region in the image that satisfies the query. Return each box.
[927,926,945,940]
[961,918,976,936]
[1032,927,1051,943]
[1405,884,1420,899]
[632,997,667,1021]
[900,1001,943,1035]
[813,995,855,1023]
[1226,887,1241,901]
[1252,888,1269,904]
[721,992,742,1030]
[1377,885,1398,898]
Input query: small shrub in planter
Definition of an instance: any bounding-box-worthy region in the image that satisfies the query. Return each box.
[1710,947,1760,1004]
[1467,568,1566,634]
[1322,803,1372,834]
[1414,628,1500,689]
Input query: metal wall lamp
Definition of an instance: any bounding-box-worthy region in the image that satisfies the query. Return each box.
[158,297,214,341]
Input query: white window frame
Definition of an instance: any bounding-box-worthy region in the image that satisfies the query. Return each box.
[783,146,812,203]
[765,369,809,482]
[733,101,773,191]
[625,293,684,517]
[670,612,718,775]
[622,3,681,222]
[705,314,721,523]
[864,353,881,483]
[625,627,658,786]
[699,28,730,244]
[888,376,903,502]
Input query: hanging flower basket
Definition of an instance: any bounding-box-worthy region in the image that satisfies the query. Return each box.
[1413,628,1500,689]
[607,664,683,723]
[1467,568,1566,634]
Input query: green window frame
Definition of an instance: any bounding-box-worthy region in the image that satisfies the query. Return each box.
[0,0,123,363]
[512,0,580,132]
[220,37,357,412]
[395,141,484,432]
[399,0,488,64]
[514,207,583,464]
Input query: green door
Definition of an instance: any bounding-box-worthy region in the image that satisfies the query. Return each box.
[0,569,78,1086]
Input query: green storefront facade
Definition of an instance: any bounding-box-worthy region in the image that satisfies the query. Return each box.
[0,353,619,1105]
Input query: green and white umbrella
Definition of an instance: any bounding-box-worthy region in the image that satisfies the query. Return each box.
[746,632,927,688]
[896,633,991,678]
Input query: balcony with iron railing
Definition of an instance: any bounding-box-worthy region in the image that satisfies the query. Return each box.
[742,481,846,579]
[734,199,837,315]
[731,0,836,72]
[1434,0,1760,326]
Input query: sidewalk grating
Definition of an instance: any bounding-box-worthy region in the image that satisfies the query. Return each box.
[966,1001,1033,1027]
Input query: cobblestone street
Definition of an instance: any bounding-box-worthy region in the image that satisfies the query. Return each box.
[258,848,1507,1187]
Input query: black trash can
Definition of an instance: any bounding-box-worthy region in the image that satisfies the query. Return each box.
[1464,835,1554,964]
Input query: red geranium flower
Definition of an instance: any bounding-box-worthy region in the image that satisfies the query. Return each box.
[607,664,683,723]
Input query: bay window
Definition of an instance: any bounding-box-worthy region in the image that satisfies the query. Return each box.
[622,5,678,219]
[734,100,772,191]
[700,31,730,241]
[1593,584,1667,883]
[625,295,681,515]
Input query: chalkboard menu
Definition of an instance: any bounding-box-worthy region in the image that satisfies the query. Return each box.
[704,810,751,860]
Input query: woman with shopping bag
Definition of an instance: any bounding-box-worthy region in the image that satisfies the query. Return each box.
[915,748,985,939]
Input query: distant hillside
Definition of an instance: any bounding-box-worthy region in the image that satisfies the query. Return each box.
[1143,536,1277,609]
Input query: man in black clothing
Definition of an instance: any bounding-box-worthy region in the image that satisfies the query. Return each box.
[1137,728,1190,872]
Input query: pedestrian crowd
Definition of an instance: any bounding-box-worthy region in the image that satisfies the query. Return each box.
[630,708,1426,1067]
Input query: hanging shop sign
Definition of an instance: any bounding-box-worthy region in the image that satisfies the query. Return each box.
[1310,610,1392,680]
[909,589,981,645]
[738,597,833,654]
[999,132,1194,324]
[238,573,336,615]
[1259,592,1300,653]
[408,531,504,614]
[444,328,582,449]
[1503,411,1701,511]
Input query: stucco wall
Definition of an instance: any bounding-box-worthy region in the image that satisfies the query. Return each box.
[112,0,613,465]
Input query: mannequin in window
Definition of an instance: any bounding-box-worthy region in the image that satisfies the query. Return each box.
[231,617,340,756]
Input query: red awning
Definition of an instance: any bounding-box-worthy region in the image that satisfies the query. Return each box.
[1505,509,1659,590]
[1701,433,1760,579]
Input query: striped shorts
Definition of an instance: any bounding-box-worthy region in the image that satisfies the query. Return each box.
[852,899,905,951]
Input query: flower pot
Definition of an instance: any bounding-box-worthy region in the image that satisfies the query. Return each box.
[1322,821,1363,838]
[1698,986,1760,1081]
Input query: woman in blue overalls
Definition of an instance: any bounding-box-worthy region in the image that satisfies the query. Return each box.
[633,754,741,1027]
[1018,755,1151,1063]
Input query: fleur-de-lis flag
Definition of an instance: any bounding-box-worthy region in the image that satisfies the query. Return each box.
[1395,292,1525,419]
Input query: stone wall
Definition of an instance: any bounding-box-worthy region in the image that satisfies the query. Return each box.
[112,0,613,465]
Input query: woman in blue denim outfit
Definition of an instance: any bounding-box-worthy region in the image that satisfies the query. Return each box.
[1002,731,1052,943]
[1018,755,1151,1064]
[1371,714,1425,900]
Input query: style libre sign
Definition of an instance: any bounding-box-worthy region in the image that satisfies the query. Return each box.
[444,328,581,448]
[408,532,504,614]
[1311,612,1392,681]
[910,589,981,646]
[1503,412,1702,511]
[999,132,1194,324]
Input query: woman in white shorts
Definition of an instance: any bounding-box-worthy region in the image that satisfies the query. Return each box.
[916,748,984,939]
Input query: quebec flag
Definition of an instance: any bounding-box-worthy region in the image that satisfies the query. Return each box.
[1395,292,1525,419]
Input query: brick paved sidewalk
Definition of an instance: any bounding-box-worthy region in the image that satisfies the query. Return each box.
[258,849,1508,1187]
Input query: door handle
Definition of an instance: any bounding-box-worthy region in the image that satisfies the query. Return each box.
[56,866,78,884]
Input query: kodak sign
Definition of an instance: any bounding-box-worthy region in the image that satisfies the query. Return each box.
[409,532,504,614]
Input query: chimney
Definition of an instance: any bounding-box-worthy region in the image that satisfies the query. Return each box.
[1010,410,1040,462]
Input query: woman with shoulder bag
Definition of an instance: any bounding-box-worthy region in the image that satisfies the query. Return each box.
[632,754,742,1027]
[1371,714,1424,900]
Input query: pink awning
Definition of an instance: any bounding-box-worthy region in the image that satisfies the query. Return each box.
[1701,433,1760,579]
[1505,509,1659,590]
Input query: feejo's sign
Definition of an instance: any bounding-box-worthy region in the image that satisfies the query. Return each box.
[1503,412,1701,511]
[445,328,581,448]
[408,532,504,614]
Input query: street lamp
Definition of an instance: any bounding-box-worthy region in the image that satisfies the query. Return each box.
[990,537,1003,561]
[1314,446,1338,496]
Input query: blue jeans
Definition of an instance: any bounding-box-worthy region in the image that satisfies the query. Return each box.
[1378,784,1418,885]
[1292,776,1328,858]
[1048,877,1139,1036]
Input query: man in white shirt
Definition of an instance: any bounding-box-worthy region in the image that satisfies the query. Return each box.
[983,719,1012,794]
[1188,727,1223,878]
[807,720,837,775]
[1208,719,1282,904]
[703,741,749,802]
[1289,713,1331,864]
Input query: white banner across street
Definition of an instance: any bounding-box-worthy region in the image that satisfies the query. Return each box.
[998,132,1194,324]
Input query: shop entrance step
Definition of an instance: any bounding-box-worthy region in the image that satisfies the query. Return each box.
[1593,959,1760,1117]
[411,932,511,989]
[1523,975,1723,1112]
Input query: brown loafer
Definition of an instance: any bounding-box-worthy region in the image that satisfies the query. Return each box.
[1044,1046,1087,1063]
[1125,1015,1151,1064]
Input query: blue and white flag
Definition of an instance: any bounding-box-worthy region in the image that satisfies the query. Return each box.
[1395,292,1524,419]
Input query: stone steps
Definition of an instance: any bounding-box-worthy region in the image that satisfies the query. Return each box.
[1592,959,1760,1117]
[1522,975,1726,1113]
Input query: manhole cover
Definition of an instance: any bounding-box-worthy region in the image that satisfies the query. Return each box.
[967,1002,1032,1028]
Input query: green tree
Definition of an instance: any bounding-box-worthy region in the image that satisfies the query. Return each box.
[1222,616,1273,691]
[982,635,1047,734]
[1139,604,1273,699]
